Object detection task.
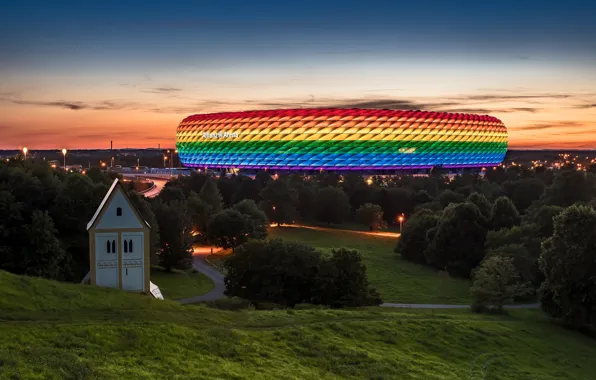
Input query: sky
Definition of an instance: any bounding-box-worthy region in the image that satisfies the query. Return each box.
[1,0,595,150]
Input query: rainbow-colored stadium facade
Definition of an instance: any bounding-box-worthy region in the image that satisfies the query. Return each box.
[175,108,508,171]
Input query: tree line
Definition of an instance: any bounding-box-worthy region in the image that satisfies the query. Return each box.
[2,158,596,327]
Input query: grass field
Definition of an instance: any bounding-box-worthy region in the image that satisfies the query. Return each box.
[1,270,595,379]
[150,266,214,300]
[269,226,471,304]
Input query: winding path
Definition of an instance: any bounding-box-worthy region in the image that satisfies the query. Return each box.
[177,255,226,304]
[177,251,540,309]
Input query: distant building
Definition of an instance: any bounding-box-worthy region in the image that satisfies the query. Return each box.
[86,178,152,294]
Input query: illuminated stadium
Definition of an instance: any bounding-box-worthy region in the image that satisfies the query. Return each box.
[175,108,508,172]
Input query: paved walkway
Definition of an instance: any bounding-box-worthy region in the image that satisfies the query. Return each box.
[177,255,226,304]
[381,303,540,309]
[178,256,540,309]
[271,224,401,238]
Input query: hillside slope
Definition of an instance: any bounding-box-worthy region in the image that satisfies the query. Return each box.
[0,270,594,380]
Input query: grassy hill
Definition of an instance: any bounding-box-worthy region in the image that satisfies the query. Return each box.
[150,266,214,300]
[269,226,471,304]
[1,270,595,379]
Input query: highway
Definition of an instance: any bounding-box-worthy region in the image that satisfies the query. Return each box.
[142,178,168,198]
[121,173,171,198]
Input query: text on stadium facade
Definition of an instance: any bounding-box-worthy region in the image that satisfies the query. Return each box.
[202,131,239,139]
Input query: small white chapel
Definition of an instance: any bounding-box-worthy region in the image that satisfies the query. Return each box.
[86,178,153,294]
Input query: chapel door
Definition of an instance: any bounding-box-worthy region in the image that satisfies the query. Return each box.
[95,232,119,288]
[121,232,144,291]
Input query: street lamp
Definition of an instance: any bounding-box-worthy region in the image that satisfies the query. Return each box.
[22,147,28,160]
[397,214,405,234]
[163,155,168,168]
[61,148,67,169]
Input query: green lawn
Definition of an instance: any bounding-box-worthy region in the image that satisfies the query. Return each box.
[1,270,595,379]
[150,266,214,300]
[269,226,472,304]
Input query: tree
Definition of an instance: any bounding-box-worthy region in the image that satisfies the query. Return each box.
[375,188,413,224]
[395,209,439,265]
[224,239,381,308]
[355,203,384,231]
[425,202,488,277]
[539,205,596,330]
[157,185,186,203]
[541,171,596,207]
[467,192,492,219]
[437,189,465,208]
[312,248,382,307]
[259,178,298,226]
[490,196,521,231]
[231,177,262,204]
[50,173,106,281]
[224,239,321,307]
[470,255,531,313]
[20,210,65,279]
[232,199,269,240]
[188,177,224,233]
[341,173,374,210]
[217,175,240,206]
[207,209,252,251]
[128,191,160,264]
[254,171,272,188]
[199,176,223,215]
[482,244,538,290]
[296,181,317,222]
[503,178,545,213]
[315,186,350,225]
[152,200,193,271]
[524,204,564,237]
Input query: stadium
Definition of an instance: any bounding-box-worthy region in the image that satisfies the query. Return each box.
[175,108,508,173]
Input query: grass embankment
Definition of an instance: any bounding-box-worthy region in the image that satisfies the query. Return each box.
[150,266,214,300]
[1,270,595,379]
[268,226,471,304]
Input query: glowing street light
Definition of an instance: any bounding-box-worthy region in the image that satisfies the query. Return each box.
[22,147,28,160]
[61,148,67,169]
[397,214,405,234]
[163,155,168,168]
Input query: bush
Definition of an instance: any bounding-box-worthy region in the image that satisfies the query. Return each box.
[395,209,439,265]
[224,239,381,308]
[470,255,531,313]
[355,203,384,231]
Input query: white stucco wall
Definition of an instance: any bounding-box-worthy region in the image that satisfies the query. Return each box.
[95,190,143,230]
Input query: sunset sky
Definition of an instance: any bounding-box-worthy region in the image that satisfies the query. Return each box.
[1,0,595,150]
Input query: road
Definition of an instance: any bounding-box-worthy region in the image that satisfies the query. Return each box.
[270,223,401,238]
[141,179,168,198]
[179,246,540,309]
[177,248,226,304]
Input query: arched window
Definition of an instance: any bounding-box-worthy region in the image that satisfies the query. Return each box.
[116,207,122,216]
[129,240,133,252]
[124,239,128,253]
[106,240,111,253]
[111,240,116,253]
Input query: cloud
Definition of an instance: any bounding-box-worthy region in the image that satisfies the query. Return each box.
[142,87,183,94]
[512,121,583,131]
[459,94,573,102]
[9,99,138,111]
[573,103,596,109]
